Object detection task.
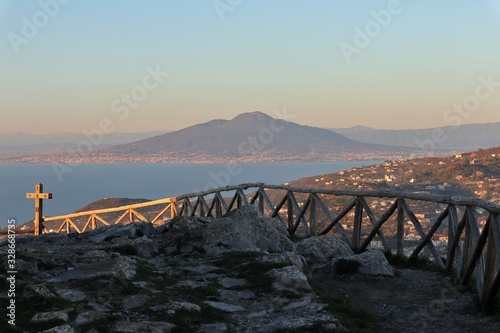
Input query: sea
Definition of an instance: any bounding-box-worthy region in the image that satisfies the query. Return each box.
[0,161,383,227]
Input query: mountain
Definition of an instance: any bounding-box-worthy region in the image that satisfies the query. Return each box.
[330,122,500,151]
[90,112,420,162]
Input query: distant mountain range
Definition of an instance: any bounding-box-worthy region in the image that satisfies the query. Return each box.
[330,122,500,151]
[3,113,500,163]
[0,131,165,157]
[1,112,420,163]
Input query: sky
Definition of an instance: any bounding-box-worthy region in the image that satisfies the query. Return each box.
[1,0,500,134]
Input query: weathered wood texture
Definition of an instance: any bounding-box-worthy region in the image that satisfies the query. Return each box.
[43,198,177,233]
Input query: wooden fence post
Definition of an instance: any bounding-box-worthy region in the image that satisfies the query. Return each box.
[397,198,405,258]
[353,197,363,252]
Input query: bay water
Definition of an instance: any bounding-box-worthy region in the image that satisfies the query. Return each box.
[0,161,382,227]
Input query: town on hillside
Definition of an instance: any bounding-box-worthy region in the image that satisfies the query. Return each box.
[283,146,500,257]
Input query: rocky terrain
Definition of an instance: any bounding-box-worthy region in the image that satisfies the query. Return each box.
[1,206,499,332]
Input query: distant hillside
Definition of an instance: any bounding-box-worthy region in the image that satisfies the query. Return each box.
[73,198,151,213]
[289,145,500,202]
[330,122,500,151]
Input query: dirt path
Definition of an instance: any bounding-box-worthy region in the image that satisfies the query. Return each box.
[312,268,500,333]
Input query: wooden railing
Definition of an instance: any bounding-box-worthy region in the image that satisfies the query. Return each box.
[35,182,500,307]
[41,198,177,234]
[175,183,500,308]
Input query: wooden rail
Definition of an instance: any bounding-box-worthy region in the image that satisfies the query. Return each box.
[41,198,177,234]
[175,183,500,308]
[32,182,500,307]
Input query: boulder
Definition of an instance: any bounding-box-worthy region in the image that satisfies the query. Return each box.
[113,321,175,333]
[204,301,245,313]
[15,259,39,274]
[203,205,295,255]
[40,324,77,333]
[111,235,159,258]
[328,249,394,277]
[88,222,157,243]
[258,314,339,333]
[295,235,354,264]
[197,323,228,333]
[164,216,206,239]
[258,252,307,271]
[165,216,208,238]
[30,309,70,324]
[167,301,201,312]
[265,216,290,236]
[122,294,151,310]
[23,284,56,298]
[74,311,108,325]
[82,250,109,258]
[269,266,313,294]
[53,288,87,301]
[33,233,71,246]
[48,255,136,282]
[353,249,394,276]
[219,289,255,302]
[217,277,247,289]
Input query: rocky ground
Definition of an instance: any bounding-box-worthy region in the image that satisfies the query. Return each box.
[313,268,500,333]
[1,205,499,332]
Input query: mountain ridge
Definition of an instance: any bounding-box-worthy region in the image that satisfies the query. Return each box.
[0,130,166,157]
[1,112,423,163]
[86,111,420,162]
[330,122,500,151]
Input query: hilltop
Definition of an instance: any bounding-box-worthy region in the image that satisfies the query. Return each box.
[290,145,500,202]
[1,206,499,332]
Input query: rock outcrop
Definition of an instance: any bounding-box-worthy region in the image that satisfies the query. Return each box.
[202,205,295,255]
[0,205,396,332]
[342,249,395,277]
[296,235,354,264]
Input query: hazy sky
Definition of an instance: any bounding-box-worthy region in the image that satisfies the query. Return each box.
[1,0,500,134]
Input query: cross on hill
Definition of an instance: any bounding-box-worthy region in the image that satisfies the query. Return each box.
[26,183,52,236]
